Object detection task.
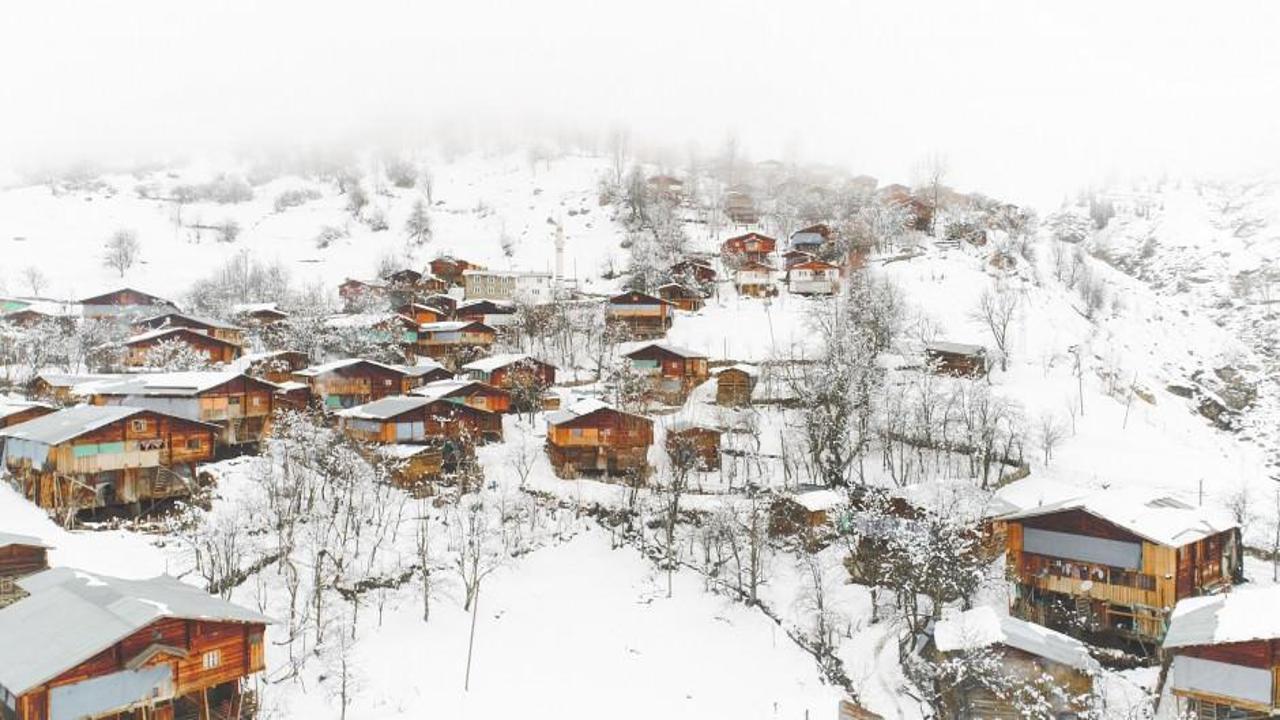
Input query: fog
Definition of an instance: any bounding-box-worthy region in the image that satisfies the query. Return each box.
[3,0,1279,206]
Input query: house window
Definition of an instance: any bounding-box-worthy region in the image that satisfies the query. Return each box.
[131,419,147,432]
[203,649,221,669]
[251,395,263,407]
[186,437,203,450]
[383,379,393,386]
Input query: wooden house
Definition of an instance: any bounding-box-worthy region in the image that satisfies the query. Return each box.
[665,421,720,471]
[544,399,653,478]
[461,353,557,393]
[396,360,455,386]
[374,443,453,490]
[670,259,717,285]
[606,291,674,340]
[134,312,246,346]
[79,288,177,320]
[782,249,816,270]
[788,259,841,296]
[721,232,777,264]
[416,321,497,361]
[430,256,484,287]
[0,533,50,609]
[656,283,705,312]
[292,359,412,410]
[398,302,447,325]
[410,379,512,415]
[0,405,218,515]
[455,299,518,327]
[932,606,1099,719]
[338,278,389,311]
[31,373,122,405]
[1005,488,1242,648]
[123,328,243,367]
[925,341,989,377]
[713,364,759,407]
[734,260,776,298]
[790,224,832,252]
[324,313,420,357]
[1,307,76,331]
[0,399,56,430]
[337,393,503,444]
[0,567,269,720]
[1159,585,1280,718]
[239,350,311,383]
[85,371,278,450]
[623,342,709,404]
[232,302,289,327]
[421,294,459,319]
[723,192,759,225]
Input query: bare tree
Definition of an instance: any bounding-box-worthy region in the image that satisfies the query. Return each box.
[913,152,949,237]
[1037,412,1066,465]
[405,197,433,245]
[451,495,504,612]
[970,284,1019,371]
[103,228,140,277]
[22,266,46,296]
[415,498,433,622]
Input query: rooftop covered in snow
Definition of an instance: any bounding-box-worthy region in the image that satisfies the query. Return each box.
[1001,487,1238,548]
[934,606,1099,674]
[1163,585,1280,649]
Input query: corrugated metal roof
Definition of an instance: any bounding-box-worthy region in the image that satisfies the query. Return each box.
[0,405,147,445]
[294,358,404,377]
[1164,585,1280,649]
[0,399,56,421]
[335,395,432,420]
[85,371,259,397]
[934,606,1099,673]
[624,341,707,360]
[0,567,269,695]
[1002,487,1238,547]
[462,353,535,372]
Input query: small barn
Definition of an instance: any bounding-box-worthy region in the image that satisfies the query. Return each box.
[925,341,989,377]
[545,399,653,479]
[713,364,759,406]
[0,405,218,515]
[932,606,1099,719]
[122,327,243,367]
[0,567,269,720]
[607,291,674,340]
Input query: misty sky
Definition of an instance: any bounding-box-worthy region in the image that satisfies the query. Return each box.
[3,1,1278,206]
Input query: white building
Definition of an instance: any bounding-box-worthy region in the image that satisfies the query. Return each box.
[462,269,555,303]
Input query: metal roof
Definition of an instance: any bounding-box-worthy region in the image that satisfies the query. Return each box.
[0,567,270,695]
[1002,487,1238,548]
[294,358,404,377]
[84,371,267,397]
[0,531,51,549]
[335,395,432,420]
[0,405,148,445]
[623,341,707,360]
[925,341,987,356]
[1164,585,1280,649]
[138,311,242,331]
[0,399,56,421]
[461,353,542,373]
[934,606,1099,674]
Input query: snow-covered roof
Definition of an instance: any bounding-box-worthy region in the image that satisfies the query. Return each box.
[335,395,431,420]
[0,531,51,549]
[462,352,538,373]
[792,489,846,513]
[139,311,242,330]
[376,443,441,460]
[396,359,448,377]
[624,341,707,359]
[992,477,1087,516]
[0,567,270,695]
[1164,585,1280,649]
[934,606,1099,674]
[1002,487,1238,547]
[0,399,56,421]
[294,358,404,377]
[926,341,987,356]
[84,370,269,397]
[790,231,826,247]
[36,372,129,394]
[711,363,760,378]
[545,397,616,425]
[323,312,407,329]
[420,320,492,332]
[0,405,151,445]
[232,301,286,315]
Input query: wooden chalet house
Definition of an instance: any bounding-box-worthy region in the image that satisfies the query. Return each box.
[721,232,777,264]
[338,278,389,311]
[461,353,556,391]
[925,341,989,377]
[85,371,278,450]
[932,606,1099,719]
[669,259,717,285]
[734,260,776,298]
[337,392,503,444]
[788,259,841,296]
[398,302,447,325]
[713,364,759,407]
[416,321,497,361]
[0,532,50,609]
[79,289,177,320]
[723,191,759,226]
[1159,585,1280,718]
[410,379,512,415]
[429,256,483,287]
[239,350,311,384]
[606,291,674,340]
[0,567,269,720]
[1004,489,1241,648]
[0,399,55,430]
[396,360,455,386]
[0,406,217,516]
[789,224,832,253]
[1,306,76,331]
[782,249,816,270]
[454,299,517,327]
[656,283,705,312]
[623,342,709,404]
[122,328,243,368]
[292,359,413,410]
[232,302,289,328]
[134,312,246,346]
[545,399,653,478]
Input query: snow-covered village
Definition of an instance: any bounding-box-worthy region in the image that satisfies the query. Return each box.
[2,4,1279,720]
